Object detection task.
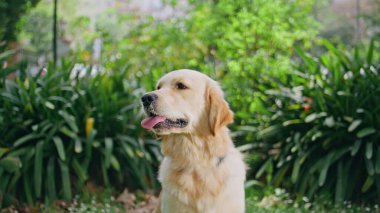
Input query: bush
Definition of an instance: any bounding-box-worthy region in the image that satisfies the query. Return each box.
[250,39,380,202]
[0,58,160,207]
[0,0,40,49]
[100,0,319,118]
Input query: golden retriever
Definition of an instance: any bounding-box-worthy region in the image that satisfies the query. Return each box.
[140,69,246,213]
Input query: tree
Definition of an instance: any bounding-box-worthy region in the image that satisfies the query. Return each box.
[186,0,320,123]
[101,0,319,129]
[53,0,57,67]
[0,0,41,50]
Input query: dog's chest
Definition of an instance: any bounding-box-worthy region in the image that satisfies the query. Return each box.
[158,157,224,206]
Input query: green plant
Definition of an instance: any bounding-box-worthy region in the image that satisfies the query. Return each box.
[245,186,380,213]
[188,0,319,115]
[0,59,160,207]
[100,0,319,113]
[249,39,380,203]
[0,0,40,49]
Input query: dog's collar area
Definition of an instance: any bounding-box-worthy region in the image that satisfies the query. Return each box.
[216,155,226,167]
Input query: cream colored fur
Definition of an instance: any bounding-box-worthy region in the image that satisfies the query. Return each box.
[144,69,246,213]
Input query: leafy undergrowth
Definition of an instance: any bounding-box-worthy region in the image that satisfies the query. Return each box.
[2,188,379,213]
[246,194,379,213]
[1,189,157,213]
[245,185,380,213]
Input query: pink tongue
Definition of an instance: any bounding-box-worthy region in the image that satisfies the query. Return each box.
[141,116,166,129]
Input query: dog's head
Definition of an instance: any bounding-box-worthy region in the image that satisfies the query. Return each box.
[140,69,233,136]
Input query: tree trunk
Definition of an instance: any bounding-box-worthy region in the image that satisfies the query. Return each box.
[53,0,58,68]
[356,0,361,43]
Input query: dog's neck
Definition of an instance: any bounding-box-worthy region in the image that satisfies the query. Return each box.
[160,127,231,164]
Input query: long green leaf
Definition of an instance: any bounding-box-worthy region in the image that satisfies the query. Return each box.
[8,171,21,192]
[0,173,10,192]
[0,148,9,158]
[60,126,77,139]
[375,176,380,199]
[72,159,87,183]
[255,159,272,179]
[291,154,307,184]
[335,162,344,202]
[23,175,33,204]
[13,134,40,147]
[257,125,283,139]
[318,154,332,186]
[376,149,380,174]
[47,158,57,200]
[58,160,72,200]
[101,161,110,186]
[59,110,79,133]
[357,127,376,138]
[0,157,21,173]
[361,176,374,193]
[348,119,361,132]
[365,142,373,159]
[34,141,44,198]
[367,38,375,65]
[273,165,290,187]
[305,113,318,123]
[75,139,82,153]
[104,138,113,169]
[53,137,66,161]
[110,155,120,171]
[365,158,375,176]
[351,140,361,156]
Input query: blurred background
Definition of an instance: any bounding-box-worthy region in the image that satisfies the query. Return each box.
[1,0,380,212]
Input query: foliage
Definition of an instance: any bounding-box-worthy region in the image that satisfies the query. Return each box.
[0,0,40,49]
[19,6,53,56]
[245,184,380,213]
[5,185,379,212]
[363,0,380,39]
[19,0,79,62]
[101,0,319,111]
[101,17,205,92]
[188,0,319,117]
[1,0,321,207]
[0,59,160,207]
[7,0,379,207]
[249,39,380,202]
[64,194,123,213]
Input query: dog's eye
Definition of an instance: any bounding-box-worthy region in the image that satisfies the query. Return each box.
[176,82,188,90]
[156,86,161,90]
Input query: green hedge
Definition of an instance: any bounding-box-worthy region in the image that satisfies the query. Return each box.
[0,58,160,207]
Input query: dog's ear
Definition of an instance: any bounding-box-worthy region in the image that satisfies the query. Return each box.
[207,83,234,136]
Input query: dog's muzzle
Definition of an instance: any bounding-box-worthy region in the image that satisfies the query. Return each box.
[141,93,158,108]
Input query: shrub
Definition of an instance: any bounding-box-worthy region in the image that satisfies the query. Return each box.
[249,39,380,203]
[0,0,41,49]
[188,0,319,116]
[0,59,160,207]
[100,0,319,118]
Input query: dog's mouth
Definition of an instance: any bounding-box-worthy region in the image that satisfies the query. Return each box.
[141,111,188,130]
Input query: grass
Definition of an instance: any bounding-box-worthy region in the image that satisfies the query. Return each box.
[3,187,379,212]
[246,194,379,213]
[245,186,379,213]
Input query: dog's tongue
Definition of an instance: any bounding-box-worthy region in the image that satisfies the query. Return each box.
[141,116,166,129]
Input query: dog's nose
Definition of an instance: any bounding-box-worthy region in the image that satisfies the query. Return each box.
[141,93,158,107]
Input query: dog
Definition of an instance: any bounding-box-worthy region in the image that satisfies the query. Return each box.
[140,69,246,213]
